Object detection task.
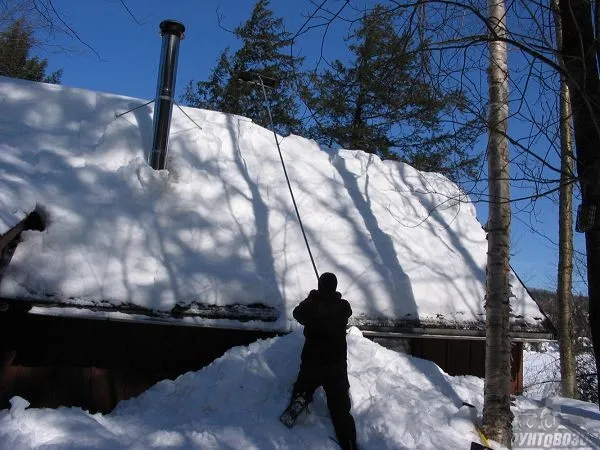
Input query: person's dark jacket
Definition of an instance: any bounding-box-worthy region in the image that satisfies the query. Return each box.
[293,289,352,365]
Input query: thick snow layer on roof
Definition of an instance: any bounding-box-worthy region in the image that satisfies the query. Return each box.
[0,76,546,331]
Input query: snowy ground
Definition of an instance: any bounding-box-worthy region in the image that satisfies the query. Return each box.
[0,328,486,449]
[523,343,562,400]
[1,329,600,449]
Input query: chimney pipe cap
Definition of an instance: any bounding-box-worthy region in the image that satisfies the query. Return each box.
[159,20,185,37]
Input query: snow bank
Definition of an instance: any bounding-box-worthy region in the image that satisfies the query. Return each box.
[3,326,598,449]
[0,328,487,449]
[523,343,561,399]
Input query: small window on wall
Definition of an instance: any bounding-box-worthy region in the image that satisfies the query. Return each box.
[370,336,412,354]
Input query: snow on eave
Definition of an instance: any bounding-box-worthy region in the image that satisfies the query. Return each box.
[351,312,554,335]
[0,295,278,326]
[0,294,554,337]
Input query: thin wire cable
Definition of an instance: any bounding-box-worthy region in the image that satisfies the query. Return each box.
[116,99,203,133]
[115,99,154,118]
[256,75,319,281]
[174,102,203,131]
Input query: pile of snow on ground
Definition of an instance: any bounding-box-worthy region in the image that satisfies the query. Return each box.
[0,328,486,449]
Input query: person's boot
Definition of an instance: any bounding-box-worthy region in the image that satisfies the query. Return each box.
[279,393,309,428]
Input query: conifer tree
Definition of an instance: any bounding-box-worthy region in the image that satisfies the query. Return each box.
[302,4,480,182]
[0,18,62,84]
[183,0,303,134]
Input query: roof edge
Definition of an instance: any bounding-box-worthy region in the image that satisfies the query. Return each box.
[0,297,278,323]
[351,313,554,336]
[361,328,555,342]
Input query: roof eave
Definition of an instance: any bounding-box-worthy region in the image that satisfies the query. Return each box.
[1,297,555,341]
[361,327,555,342]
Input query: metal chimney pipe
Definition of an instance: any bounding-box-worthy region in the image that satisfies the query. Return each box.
[149,20,185,170]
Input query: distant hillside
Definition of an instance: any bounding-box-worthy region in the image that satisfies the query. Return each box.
[529,288,591,346]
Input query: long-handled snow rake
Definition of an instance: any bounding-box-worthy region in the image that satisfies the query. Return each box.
[462,402,494,450]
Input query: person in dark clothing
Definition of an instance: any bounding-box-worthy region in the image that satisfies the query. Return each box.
[290,272,357,450]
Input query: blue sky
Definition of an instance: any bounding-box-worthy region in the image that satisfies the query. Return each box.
[39,1,315,99]
[28,0,586,292]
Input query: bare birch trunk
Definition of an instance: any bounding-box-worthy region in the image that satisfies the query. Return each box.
[483,0,512,446]
[553,0,578,399]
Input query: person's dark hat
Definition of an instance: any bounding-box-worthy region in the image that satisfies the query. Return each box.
[318,272,337,293]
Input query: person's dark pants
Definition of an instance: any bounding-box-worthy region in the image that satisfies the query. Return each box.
[292,361,357,450]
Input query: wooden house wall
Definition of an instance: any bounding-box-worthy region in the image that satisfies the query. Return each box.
[0,311,278,413]
[371,337,524,395]
[1,310,527,414]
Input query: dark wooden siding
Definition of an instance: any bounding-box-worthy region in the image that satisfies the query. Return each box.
[1,311,527,413]
[375,337,524,395]
[0,310,278,413]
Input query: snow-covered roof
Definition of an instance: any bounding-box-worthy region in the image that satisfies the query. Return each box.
[0,76,549,333]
